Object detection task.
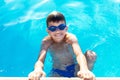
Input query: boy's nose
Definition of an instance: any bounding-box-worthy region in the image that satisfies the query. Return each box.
[55,29,61,33]
[55,28,60,32]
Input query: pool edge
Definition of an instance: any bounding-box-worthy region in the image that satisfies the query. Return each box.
[0,77,120,80]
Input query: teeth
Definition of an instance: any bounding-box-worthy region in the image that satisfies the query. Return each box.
[55,34,61,36]
[54,35,62,39]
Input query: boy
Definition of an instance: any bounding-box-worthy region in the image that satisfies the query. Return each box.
[28,11,96,80]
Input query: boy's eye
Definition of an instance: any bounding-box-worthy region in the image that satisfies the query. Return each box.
[58,24,66,30]
[49,26,57,32]
[48,24,66,32]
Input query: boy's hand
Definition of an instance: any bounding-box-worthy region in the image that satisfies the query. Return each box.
[77,70,95,80]
[28,70,46,80]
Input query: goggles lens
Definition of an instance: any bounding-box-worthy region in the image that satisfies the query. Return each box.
[48,24,66,32]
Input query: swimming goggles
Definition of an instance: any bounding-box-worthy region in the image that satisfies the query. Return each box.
[48,24,66,32]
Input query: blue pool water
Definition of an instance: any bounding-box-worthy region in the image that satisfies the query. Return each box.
[0,0,120,77]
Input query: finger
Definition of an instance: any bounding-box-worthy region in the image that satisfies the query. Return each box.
[78,73,83,78]
[83,72,93,80]
[42,74,46,77]
[84,73,90,79]
[36,76,40,80]
[28,72,32,78]
[92,74,96,80]
[94,77,96,80]
[28,73,33,80]
[28,77,32,80]
[81,78,84,80]
[89,72,96,80]
[77,72,81,77]
[33,73,38,80]
[35,74,41,80]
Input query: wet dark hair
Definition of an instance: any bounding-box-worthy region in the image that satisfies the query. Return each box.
[46,11,66,27]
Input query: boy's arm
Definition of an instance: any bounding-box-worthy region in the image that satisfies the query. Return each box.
[34,44,48,71]
[72,41,95,79]
[28,36,53,80]
[66,34,95,79]
[69,35,88,70]
[66,33,88,70]
[35,36,53,71]
[72,41,88,70]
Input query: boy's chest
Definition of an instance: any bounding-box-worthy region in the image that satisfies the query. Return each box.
[50,43,70,53]
[49,43,74,59]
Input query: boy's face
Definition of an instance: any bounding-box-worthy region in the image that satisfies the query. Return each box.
[47,21,68,43]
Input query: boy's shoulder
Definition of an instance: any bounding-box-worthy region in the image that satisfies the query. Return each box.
[66,33,77,39]
[42,36,53,42]
[66,32,76,37]
[65,33,78,44]
[42,36,53,47]
[43,35,51,40]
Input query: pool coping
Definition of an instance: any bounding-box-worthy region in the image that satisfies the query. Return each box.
[0,77,120,80]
